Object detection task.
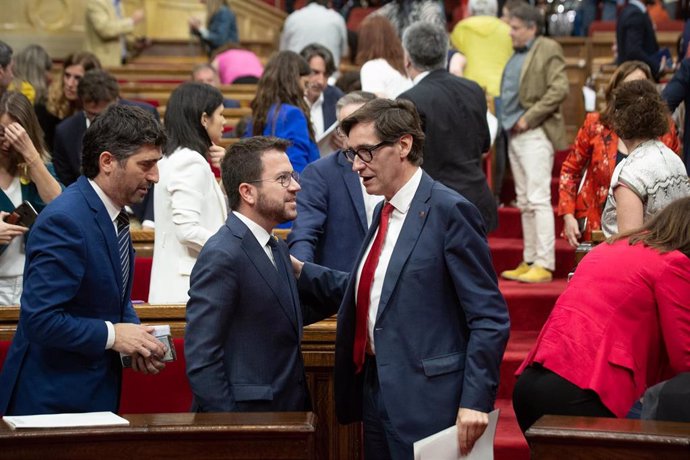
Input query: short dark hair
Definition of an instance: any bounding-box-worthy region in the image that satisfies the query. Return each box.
[82,104,166,179]
[509,3,544,34]
[221,136,291,210]
[164,81,223,156]
[0,40,12,69]
[611,79,669,141]
[340,98,425,166]
[402,21,448,71]
[78,69,119,103]
[300,43,336,76]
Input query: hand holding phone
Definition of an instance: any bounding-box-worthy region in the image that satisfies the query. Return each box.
[3,201,38,228]
[0,212,29,245]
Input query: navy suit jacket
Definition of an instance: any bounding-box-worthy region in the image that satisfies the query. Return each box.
[0,177,138,415]
[322,85,344,132]
[288,150,372,272]
[185,213,336,412]
[616,5,661,77]
[398,69,497,231]
[298,172,510,444]
[662,57,690,173]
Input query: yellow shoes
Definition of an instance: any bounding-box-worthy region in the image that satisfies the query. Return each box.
[501,262,532,280]
[516,264,553,283]
[501,262,553,283]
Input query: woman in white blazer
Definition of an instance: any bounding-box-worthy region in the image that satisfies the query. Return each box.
[149,82,228,304]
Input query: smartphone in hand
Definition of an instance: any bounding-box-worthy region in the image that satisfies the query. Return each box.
[4,201,38,228]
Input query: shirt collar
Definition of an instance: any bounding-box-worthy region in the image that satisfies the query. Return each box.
[388,167,422,215]
[307,90,324,109]
[232,210,272,248]
[88,178,122,223]
[412,70,430,86]
[629,0,646,13]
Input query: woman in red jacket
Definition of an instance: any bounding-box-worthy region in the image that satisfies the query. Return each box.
[558,60,680,246]
[513,196,690,433]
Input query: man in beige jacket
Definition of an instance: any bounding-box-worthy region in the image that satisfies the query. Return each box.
[85,0,145,67]
[499,3,568,283]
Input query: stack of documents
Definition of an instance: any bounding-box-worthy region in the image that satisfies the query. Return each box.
[414,409,500,460]
[3,411,129,429]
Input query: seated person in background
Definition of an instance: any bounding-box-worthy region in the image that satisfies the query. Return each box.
[513,196,690,434]
[191,63,241,108]
[188,0,238,56]
[185,136,336,412]
[37,51,101,150]
[0,91,62,305]
[559,61,680,246]
[9,45,52,106]
[211,44,263,84]
[299,44,344,139]
[247,51,319,174]
[288,91,381,271]
[52,69,157,223]
[600,79,690,236]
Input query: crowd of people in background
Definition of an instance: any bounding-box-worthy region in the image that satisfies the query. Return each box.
[0,0,688,457]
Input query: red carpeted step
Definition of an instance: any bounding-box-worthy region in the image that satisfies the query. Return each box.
[498,331,540,399]
[489,238,576,279]
[494,398,530,460]
[490,206,566,240]
[500,279,566,331]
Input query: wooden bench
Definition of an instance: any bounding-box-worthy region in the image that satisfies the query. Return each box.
[0,412,317,460]
[526,414,690,459]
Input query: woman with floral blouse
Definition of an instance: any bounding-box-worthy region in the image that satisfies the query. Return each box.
[558,61,680,246]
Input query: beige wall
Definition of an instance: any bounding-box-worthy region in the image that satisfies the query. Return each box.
[0,0,285,60]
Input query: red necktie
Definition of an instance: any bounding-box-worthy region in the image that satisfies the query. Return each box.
[354,202,395,373]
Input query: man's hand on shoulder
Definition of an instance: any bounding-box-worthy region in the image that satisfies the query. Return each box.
[113,323,166,359]
[456,407,489,456]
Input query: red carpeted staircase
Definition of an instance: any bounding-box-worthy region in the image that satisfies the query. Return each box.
[489,149,574,459]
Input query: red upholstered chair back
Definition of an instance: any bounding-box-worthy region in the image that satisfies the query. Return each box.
[588,20,617,36]
[119,338,193,413]
[132,257,153,303]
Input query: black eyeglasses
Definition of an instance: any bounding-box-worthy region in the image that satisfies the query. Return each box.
[248,171,300,188]
[343,140,394,163]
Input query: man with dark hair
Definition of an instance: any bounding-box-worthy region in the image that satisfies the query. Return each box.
[398,21,498,232]
[280,0,348,69]
[289,91,380,271]
[53,69,157,224]
[0,104,167,415]
[0,40,14,96]
[499,3,568,283]
[185,136,336,412]
[300,43,344,138]
[294,98,510,458]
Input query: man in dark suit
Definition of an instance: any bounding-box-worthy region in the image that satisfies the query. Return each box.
[53,69,157,222]
[294,99,510,458]
[616,0,666,80]
[288,90,381,271]
[185,136,336,412]
[398,22,497,232]
[0,105,167,415]
[300,43,344,139]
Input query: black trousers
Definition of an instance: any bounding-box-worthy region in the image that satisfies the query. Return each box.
[513,365,615,434]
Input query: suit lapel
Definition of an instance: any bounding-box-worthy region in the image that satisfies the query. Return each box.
[376,174,432,322]
[337,152,368,232]
[77,177,123,296]
[519,36,540,85]
[230,215,299,334]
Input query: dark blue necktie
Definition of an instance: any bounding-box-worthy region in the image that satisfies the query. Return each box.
[116,211,130,298]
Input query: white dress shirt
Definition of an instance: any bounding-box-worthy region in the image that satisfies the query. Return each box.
[233,211,276,267]
[355,168,422,353]
[308,92,325,139]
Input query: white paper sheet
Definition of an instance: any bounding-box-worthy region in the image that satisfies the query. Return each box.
[317,121,339,157]
[413,409,500,460]
[3,411,130,429]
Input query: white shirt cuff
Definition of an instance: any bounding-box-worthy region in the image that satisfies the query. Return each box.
[105,321,115,349]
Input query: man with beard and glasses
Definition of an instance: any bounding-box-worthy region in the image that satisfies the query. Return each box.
[0,104,168,415]
[184,136,337,413]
